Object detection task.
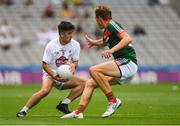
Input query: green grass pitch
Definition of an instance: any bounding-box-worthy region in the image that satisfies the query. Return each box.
[0,83,180,125]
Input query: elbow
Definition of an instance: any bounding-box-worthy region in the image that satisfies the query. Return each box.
[124,33,132,44]
[128,36,132,44]
[42,61,46,70]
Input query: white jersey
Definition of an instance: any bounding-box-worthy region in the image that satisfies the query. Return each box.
[42,37,80,77]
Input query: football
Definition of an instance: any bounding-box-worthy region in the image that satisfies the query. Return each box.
[57,64,73,79]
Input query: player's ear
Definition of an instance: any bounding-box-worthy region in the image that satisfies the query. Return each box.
[60,31,64,37]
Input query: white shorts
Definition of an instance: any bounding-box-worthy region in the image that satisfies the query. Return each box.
[114,58,138,84]
[42,70,64,90]
[42,69,57,80]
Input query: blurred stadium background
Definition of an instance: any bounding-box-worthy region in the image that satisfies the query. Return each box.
[0,0,180,84]
[0,0,180,125]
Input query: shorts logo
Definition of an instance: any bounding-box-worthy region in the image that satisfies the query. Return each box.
[115,58,129,66]
[55,56,68,67]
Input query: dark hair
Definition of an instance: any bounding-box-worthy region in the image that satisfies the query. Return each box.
[95,5,112,20]
[58,21,75,35]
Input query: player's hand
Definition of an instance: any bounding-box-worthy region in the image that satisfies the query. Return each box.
[101,49,114,59]
[68,63,75,74]
[52,74,68,82]
[58,77,69,82]
[85,35,96,48]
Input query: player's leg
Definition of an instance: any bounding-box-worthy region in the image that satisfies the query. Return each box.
[77,77,119,111]
[101,78,122,118]
[61,77,118,118]
[88,60,123,117]
[89,60,120,103]
[62,76,86,101]
[16,78,54,117]
[61,78,98,118]
[78,79,97,109]
[62,60,137,118]
[56,76,86,114]
[99,60,138,117]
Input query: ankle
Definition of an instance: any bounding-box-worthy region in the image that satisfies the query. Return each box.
[61,98,71,104]
[108,97,117,103]
[106,91,116,103]
[21,106,29,113]
[75,109,82,115]
[75,104,86,114]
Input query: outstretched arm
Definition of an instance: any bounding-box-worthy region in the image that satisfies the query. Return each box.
[85,35,104,47]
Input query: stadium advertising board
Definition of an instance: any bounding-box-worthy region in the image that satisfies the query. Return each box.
[0,69,180,85]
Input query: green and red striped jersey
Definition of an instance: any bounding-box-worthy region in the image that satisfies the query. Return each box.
[103,20,137,64]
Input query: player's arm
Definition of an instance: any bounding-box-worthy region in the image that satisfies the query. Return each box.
[85,35,104,47]
[71,60,78,69]
[69,41,81,72]
[110,32,132,53]
[102,32,132,58]
[68,60,78,74]
[42,61,62,81]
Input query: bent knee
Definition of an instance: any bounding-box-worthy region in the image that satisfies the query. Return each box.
[79,79,86,89]
[89,66,99,74]
[86,79,97,88]
[89,66,96,72]
[74,79,86,89]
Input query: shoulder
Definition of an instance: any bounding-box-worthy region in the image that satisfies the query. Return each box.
[107,20,124,33]
[46,37,59,48]
[70,39,80,47]
[108,20,123,28]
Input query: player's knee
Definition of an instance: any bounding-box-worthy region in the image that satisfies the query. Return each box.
[89,66,98,75]
[78,79,86,90]
[72,79,86,91]
[86,79,96,88]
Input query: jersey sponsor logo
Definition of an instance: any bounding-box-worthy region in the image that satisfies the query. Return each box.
[55,56,68,67]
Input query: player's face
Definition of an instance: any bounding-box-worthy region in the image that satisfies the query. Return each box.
[61,30,74,44]
[96,17,104,29]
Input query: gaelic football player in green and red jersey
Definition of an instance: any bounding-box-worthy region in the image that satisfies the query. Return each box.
[62,5,138,119]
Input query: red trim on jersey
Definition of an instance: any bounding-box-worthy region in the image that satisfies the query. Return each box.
[106,19,111,26]
[117,30,125,36]
[103,29,111,40]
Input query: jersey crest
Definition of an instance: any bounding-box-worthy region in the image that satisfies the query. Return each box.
[55,56,68,67]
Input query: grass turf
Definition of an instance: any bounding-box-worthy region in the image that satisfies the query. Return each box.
[0,83,180,125]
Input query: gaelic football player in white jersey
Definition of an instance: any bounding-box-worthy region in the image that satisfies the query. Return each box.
[17,21,86,117]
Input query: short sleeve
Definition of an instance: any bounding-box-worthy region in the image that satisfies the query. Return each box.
[72,42,80,61]
[108,21,124,35]
[42,44,52,64]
